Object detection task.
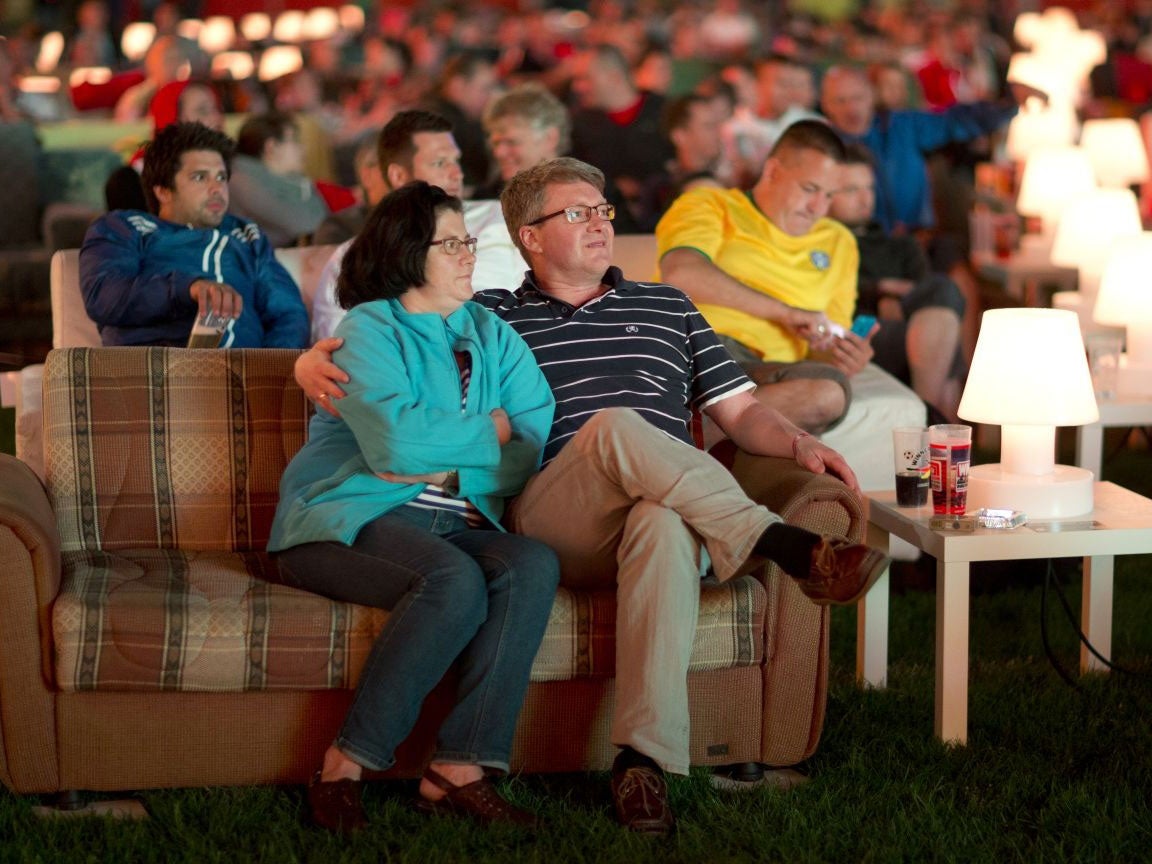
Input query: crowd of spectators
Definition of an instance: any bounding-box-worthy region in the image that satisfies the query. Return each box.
[4,1,1152,350]
[5,2,1150,186]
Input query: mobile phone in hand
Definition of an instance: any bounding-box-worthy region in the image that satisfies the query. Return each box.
[850,314,877,338]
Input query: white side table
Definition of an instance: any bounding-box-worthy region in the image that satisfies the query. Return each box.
[858,483,1152,744]
[1076,397,1152,478]
[972,251,1078,306]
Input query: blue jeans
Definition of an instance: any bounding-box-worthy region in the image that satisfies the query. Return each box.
[276,506,559,773]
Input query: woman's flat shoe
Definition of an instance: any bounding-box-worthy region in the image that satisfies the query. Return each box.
[414,766,536,828]
[307,771,368,834]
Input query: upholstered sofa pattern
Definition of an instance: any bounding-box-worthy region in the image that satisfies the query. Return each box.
[0,346,865,795]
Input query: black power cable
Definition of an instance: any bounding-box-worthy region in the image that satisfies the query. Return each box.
[1040,558,1150,686]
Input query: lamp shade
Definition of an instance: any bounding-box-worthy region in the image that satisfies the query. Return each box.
[211,51,255,80]
[1014,12,1043,49]
[176,19,203,41]
[273,11,306,43]
[239,13,272,42]
[959,308,1098,516]
[1006,102,1079,160]
[1006,53,1080,108]
[1050,188,1142,280]
[35,31,65,74]
[339,5,366,33]
[303,7,341,41]
[1095,233,1152,328]
[258,46,303,82]
[1016,146,1097,232]
[120,22,156,62]
[1095,233,1152,379]
[68,67,112,87]
[199,16,236,54]
[1080,118,1150,187]
[959,308,1098,429]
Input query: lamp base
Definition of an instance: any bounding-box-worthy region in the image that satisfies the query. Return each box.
[966,463,1095,519]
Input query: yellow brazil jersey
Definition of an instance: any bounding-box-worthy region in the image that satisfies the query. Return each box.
[655,187,859,362]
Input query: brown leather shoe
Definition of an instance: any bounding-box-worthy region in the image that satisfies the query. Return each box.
[611,752,675,837]
[415,766,536,828]
[307,772,368,834]
[793,536,890,606]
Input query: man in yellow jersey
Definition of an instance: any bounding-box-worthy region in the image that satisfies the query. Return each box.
[656,120,874,433]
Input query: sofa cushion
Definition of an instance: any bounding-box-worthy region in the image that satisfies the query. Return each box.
[53,549,766,692]
[44,348,309,554]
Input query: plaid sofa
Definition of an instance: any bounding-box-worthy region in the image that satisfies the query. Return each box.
[0,347,865,795]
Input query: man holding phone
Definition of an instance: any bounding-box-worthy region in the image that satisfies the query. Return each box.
[656,120,876,434]
[829,143,966,423]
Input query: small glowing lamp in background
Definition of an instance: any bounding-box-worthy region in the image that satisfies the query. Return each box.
[1094,234,1152,398]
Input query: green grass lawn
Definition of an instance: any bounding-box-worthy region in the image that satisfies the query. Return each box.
[2,436,1149,862]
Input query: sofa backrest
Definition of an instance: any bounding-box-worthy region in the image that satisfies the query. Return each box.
[50,244,340,349]
[43,347,309,554]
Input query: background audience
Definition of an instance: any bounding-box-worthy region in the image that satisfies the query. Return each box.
[230,110,330,247]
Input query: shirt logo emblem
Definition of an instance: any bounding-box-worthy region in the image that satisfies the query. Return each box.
[625,325,639,333]
[810,251,831,271]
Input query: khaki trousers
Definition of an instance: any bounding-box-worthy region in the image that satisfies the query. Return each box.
[508,408,779,774]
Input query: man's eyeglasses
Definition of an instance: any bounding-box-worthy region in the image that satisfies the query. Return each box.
[527,203,616,227]
[428,236,478,255]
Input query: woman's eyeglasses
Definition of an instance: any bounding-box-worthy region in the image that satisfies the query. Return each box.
[428,236,479,255]
[527,203,616,226]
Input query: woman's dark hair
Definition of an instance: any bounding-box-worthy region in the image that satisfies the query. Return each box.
[336,181,463,309]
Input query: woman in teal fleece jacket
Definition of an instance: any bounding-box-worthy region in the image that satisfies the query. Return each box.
[270,182,559,833]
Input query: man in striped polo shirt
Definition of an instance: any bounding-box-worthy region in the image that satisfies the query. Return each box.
[297,157,889,838]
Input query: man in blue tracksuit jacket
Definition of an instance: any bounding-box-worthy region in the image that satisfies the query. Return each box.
[80,121,310,348]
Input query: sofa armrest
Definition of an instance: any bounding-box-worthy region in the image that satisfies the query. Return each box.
[709,442,865,544]
[708,443,866,767]
[0,453,62,792]
[0,454,61,676]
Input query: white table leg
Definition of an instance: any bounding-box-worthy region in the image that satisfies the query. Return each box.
[856,523,890,688]
[1081,554,1114,674]
[1076,422,1105,479]
[935,560,970,744]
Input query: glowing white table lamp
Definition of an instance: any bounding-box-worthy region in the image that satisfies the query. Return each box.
[120,23,155,63]
[1080,118,1150,188]
[1095,234,1152,398]
[258,46,303,82]
[1016,146,1096,256]
[1050,187,1142,328]
[958,308,1099,517]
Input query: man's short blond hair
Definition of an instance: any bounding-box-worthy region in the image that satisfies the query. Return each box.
[483,83,571,155]
[500,157,606,256]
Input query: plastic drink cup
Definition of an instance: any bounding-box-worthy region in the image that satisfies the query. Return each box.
[929,424,973,515]
[892,426,930,507]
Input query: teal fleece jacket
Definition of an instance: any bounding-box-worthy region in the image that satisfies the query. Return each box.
[268,297,555,550]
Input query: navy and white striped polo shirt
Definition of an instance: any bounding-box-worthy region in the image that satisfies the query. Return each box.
[475,267,755,466]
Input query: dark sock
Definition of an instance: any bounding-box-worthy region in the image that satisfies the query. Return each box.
[753,522,821,580]
[614,746,663,775]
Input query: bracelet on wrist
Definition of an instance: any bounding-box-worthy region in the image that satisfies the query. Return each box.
[791,431,812,459]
